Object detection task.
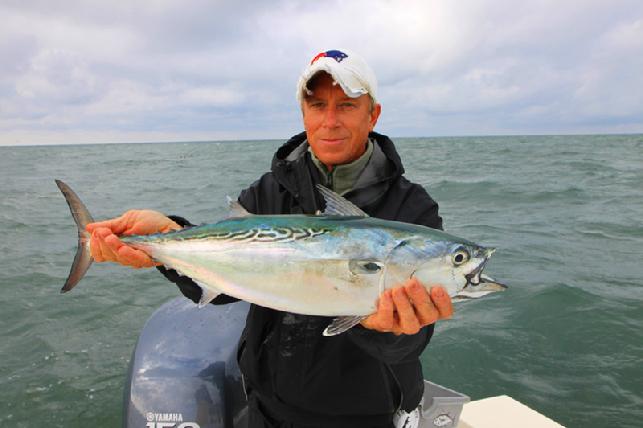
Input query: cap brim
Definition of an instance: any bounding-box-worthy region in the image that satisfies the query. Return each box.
[298,62,369,101]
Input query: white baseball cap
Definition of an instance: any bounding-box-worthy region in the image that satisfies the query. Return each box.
[296,49,378,104]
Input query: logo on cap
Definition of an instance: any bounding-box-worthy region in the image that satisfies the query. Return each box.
[310,50,348,64]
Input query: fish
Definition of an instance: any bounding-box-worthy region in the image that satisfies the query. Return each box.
[56,179,506,335]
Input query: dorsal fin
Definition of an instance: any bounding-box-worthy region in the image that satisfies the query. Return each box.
[316,185,368,217]
[226,196,252,218]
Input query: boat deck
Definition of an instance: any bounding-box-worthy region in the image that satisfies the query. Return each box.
[457,395,564,428]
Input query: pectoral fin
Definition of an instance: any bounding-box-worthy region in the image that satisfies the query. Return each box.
[195,281,222,307]
[323,315,367,336]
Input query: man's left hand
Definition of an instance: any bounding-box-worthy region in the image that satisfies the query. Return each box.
[360,278,453,335]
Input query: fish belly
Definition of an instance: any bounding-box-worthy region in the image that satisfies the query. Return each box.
[149,242,382,316]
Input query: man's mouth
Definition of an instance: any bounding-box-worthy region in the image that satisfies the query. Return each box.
[320,139,344,144]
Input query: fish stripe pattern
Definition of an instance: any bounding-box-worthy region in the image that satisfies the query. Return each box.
[179,227,329,243]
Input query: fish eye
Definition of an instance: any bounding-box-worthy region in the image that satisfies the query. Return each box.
[349,260,383,275]
[362,262,380,272]
[452,248,470,266]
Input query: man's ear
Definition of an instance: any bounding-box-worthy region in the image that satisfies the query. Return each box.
[369,103,382,131]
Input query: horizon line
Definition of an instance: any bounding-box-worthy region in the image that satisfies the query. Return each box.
[1,131,641,148]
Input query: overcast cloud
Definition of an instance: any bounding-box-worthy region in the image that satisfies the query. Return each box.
[1,0,642,145]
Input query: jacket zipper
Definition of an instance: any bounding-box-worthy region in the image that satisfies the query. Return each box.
[385,363,404,413]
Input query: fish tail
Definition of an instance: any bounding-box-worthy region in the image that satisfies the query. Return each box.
[55,180,95,293]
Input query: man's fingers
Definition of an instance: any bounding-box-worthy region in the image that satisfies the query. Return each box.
[86,215,127,235]
[89,228,155,268]
[360,290,395,332]
[116,245,157,268]
[90,230,105,262]
[362,281,454,334]
[377,290,396,331]
[92,229,118,262]
[406,278,439,326]
[431,286,453,319]
[391,287,421,335]
[104,234,155,268]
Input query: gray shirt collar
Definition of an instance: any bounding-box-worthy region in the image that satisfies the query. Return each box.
[308,139,374,196]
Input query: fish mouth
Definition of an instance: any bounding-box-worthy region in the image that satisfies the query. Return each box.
[461,248,507,298]
[465,256,489,287]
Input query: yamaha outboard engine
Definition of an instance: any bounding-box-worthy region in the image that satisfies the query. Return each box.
[123,298,250,428]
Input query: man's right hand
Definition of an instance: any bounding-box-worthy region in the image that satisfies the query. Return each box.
[86,210,182,269]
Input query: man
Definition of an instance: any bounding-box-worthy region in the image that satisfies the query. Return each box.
[87,49,453,428]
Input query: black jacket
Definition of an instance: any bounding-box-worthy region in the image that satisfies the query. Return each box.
[160,132,443,427]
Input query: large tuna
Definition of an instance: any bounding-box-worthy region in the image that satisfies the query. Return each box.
[56,180,506,335]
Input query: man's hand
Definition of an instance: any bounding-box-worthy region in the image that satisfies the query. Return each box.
[361,278,453,335]
[86,210,181,269]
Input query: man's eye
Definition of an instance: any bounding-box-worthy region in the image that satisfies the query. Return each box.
[339,103,356,110]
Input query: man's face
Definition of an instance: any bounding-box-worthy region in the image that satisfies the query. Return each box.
[302,73,381,169]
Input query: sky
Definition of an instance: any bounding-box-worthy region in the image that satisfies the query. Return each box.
[1,0,642,146]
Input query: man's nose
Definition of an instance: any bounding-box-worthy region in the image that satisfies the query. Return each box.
[323,106,339,128]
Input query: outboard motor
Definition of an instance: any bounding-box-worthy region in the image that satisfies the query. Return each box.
[123,298,250,428]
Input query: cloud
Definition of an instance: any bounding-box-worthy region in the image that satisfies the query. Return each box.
[1,0,642,145]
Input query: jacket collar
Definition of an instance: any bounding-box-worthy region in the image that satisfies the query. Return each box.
[271,131,404,212]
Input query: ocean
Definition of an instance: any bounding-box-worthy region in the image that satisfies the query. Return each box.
[1,134,641,427]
